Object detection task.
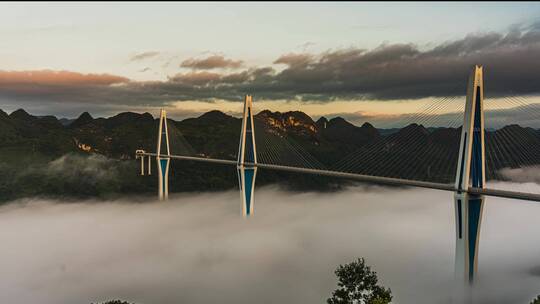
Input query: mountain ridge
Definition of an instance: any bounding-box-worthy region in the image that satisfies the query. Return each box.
[0,107,539,201]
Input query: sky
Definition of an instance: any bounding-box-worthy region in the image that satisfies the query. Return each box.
[1,2,540,124]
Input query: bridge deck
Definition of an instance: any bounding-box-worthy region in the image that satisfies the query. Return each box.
[139,152,540,203]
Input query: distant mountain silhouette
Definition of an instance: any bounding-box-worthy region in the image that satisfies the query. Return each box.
[9,108,36,121]
[70,112,94,128]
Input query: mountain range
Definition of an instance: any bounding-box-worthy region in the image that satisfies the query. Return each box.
[0,108,539,202]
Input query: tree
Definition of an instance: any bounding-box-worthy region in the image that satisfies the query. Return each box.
[327,258,392,304]
[531,295,540,304]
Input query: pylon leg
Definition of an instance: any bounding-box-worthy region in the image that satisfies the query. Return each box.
[454,193,484,286]
[238,167,256,217]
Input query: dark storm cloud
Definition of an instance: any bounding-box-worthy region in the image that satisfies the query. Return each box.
[135,26,540,102]
[180,55,244,70]
[265,28,540,100]
[1,27,540,116]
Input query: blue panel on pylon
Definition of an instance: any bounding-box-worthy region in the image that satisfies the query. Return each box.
[245,133,254,163]
[160,159,168,193]
[246,108,252,131]
[471,87,483,188]
[468,197,482,280]
[160,159,168,174]
[244,108,255,163]
[244,169,254,215]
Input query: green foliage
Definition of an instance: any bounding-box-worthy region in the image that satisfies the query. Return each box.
[530,295,540,304]
[327,258,392,304]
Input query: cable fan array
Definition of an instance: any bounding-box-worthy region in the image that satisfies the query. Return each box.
[165,92,540,194]
[484,94,540,194]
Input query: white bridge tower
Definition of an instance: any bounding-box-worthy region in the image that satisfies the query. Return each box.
[157,109,171,200]
[454,65,486,292]
[237,95,257,217]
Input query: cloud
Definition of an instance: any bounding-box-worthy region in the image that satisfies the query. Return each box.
[499,166,540,184]
[45,154,123,183]
[125,26,540,103]
[130,51,160,62]
[0,70,128,86]
[0,70,134,116]
[2,27,540,118]
[0,70,132,113]
[169,71,223,85]
[0,70,129,104]
[298,41,316,51]
[181,55,244,70]
[262,29,540,100]
[0,184,539,304]
[6,154,137,200]
[529,20,540,31]
[274,53,313,67]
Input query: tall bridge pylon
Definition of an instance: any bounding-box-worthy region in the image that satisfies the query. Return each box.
[454,65,485,288]
[237,95,257,217]
[157,109,171,201]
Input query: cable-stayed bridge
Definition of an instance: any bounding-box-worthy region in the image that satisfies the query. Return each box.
[137,152,540,202]
[135,65,540,289]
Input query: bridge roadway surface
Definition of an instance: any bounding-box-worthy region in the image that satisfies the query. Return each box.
[140,152,540,203]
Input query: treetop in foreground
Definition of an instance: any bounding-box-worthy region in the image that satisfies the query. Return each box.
[327,257,392,304]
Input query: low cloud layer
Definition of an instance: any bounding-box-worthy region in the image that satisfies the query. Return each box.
[0,154,139,201]
[45,154,125,184]
[500,166,540,184]
[0,185,539,304]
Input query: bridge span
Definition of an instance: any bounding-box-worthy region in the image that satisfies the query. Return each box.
[136,151,540,203]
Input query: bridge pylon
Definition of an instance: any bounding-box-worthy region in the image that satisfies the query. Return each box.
[136,149,146,176]
[157,109,171,201]
[237,95,257,217]
[454,65,485,291]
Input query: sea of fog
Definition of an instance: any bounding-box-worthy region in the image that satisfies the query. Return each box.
[0,184,539,304]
